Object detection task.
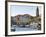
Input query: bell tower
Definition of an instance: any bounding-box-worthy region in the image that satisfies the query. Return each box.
[36,7,39,16]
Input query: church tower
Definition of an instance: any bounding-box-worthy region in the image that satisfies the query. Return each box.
[36,7,39,16]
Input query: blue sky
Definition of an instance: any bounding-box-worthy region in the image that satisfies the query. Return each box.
[10,5,40,16]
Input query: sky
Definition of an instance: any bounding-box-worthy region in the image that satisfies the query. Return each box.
[10,5,41,16]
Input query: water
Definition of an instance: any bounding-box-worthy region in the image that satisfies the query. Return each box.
[15,27,37,31]
[11,24,38,32]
